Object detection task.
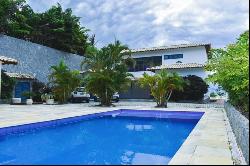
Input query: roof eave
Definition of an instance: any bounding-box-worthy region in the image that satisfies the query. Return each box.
[147,65,206,71]
[1,61,18,65]
[128,44,212,54]
[0,56,18,65]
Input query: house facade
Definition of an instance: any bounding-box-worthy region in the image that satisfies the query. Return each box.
[120,43,214,99]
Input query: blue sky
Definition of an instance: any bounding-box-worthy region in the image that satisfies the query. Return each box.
[27,0,249,49]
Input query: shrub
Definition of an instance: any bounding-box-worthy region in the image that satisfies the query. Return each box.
[21,91,36,99]
[209,92,217,97]
[1,70,16,99]
[139,70,185,107]
[206,31,249,112]
[171,75,208,102]
[49,60,82,104]
[41,93,54,102]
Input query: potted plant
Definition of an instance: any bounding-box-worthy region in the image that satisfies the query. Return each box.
[12,98,22,104]
[41,93,54,105]
[209,92,218,102]
[21,91,35,105]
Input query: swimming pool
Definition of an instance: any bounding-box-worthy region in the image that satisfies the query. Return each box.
[0,109,204,165]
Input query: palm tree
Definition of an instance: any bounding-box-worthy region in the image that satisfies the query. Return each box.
[139,69,185,107]
[49,60,82,103]
[82,40,134,106]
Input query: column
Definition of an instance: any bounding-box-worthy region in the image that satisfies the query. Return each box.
[0,61,2,99]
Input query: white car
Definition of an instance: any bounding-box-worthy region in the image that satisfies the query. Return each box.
[70,87,90,103]
[112,92,120,102]
[93,92,120,102]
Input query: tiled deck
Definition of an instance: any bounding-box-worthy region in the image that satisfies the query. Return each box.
[0,102,237,165]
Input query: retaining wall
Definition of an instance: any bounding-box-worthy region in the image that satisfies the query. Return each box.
[224,102,249,164]
[0,35,84,83]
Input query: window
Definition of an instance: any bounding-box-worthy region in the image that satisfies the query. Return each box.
[164,54,183,60]
[128,56,162,72]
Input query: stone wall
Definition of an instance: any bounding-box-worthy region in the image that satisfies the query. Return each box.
[224,102,249,164]
[0,35,84,83]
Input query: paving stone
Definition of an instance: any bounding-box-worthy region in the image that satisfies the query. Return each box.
[189,156,233,165]
[0,102,235,165]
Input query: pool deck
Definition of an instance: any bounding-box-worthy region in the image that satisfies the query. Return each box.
[0,101,242,165]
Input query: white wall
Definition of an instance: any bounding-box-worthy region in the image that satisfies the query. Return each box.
[130,46,219,95]
[162,46,208,65]
[164,68,208,79]
[131,46,208,65]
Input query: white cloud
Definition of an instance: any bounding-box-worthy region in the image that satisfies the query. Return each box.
[28,0,249,49]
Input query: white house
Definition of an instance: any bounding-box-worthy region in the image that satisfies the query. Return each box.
[120,43,216,99]
[128,43,210,78]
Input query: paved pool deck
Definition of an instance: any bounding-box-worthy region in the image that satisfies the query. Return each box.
[0,101,243,165]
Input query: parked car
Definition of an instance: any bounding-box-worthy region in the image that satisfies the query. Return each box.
[70,87,90,103]
[93,92,120,102]
[209,92,219,102]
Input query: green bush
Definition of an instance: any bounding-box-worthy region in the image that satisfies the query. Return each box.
[206,30,249,112]
[1,70,16,99]
[49,60,82,103]
[209,92,217,97]
[139,69,185,107]
[21,91,35,99]
[170,75,208,102]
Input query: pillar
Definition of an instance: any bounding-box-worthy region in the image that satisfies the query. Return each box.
[0,61,2,99]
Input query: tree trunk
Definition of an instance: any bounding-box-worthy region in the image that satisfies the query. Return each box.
[167,90,173,102]
[157,94,167,107]
[100,91,112,107]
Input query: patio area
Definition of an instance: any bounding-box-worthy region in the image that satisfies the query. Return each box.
[0,101,245,165]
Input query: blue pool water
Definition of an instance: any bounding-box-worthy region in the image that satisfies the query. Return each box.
[0,110,203,165]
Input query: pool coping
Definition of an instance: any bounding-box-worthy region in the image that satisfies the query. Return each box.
[0,109,204,137]
[0,105,234,165]
[168,109,234,165]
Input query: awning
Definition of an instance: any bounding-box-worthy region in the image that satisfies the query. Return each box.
[5,72,36,80]
[0,56,18,65]
[0,56,18,100]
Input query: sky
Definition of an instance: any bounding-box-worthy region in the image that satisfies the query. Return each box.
[27,0,249,49]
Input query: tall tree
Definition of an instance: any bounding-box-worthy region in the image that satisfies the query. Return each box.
[0,0,31,37]
[82,40,134,106]
[0,0,91,55]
